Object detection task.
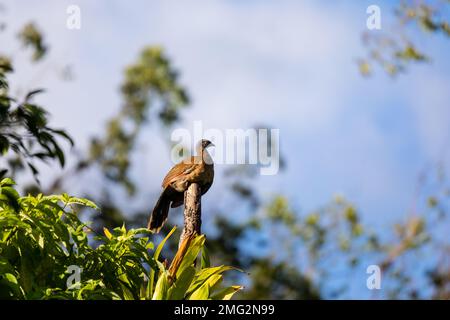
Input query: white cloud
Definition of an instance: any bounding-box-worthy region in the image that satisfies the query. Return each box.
[144,0,362,131]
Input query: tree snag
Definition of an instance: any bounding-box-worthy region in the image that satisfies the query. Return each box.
[179,183,201,248]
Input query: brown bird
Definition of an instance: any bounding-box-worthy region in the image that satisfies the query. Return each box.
[148,139,215,233]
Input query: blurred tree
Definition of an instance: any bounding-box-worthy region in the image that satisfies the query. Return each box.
[45,46,190,229]
[0,55,72,184]
[358,0,450,76]
[18,23,47,62]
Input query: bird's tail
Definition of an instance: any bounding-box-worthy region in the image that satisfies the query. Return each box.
[148,187,173,233]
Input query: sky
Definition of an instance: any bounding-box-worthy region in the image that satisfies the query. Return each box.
[2,0,450,263]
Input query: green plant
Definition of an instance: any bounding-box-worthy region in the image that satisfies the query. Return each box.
[0,178,241,300]
[150,228,242,300]
[0,55,73,182]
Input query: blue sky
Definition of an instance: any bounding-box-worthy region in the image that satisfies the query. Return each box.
[2,1,450,297]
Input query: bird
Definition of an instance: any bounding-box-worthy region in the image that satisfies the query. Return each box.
[148,139,215,233]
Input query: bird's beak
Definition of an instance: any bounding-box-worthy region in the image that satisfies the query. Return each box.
[209,142,215,147]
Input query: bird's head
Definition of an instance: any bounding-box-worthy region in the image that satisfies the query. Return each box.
[198,139,215,150]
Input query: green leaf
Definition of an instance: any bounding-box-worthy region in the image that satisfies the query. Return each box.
[25,88,45,101]
[52,141,65,167]
[0,56,13,72]
[38,234,44,249]
[0,135,9,154]
[188,281,210,300]
[187,265,236,296]
[119,281,135,300]
[201,245,210,268]
[0,178,15,187]
[211,285,242,300]
[1,272,24,298]
[154,226,177,261]
[103,227,112,240]
[176,234,205,279]
[148,226,176,298]
[49,129,74,146]
[4,273,18,285]
[1,185,21,211]
[65,196,98,210]
[168,266,196,300]
[152,270,170,300]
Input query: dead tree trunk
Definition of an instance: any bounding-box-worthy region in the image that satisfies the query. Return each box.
[179,183,201,248]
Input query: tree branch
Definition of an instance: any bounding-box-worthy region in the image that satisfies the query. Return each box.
[179,183,201,248]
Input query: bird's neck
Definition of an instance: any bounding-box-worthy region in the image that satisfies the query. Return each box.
[197,147,213,165]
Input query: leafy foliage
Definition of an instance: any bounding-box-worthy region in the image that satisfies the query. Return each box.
[0,178,241,299]
[359,0,450,76]
[150,228,242,300]
[0,56,73,182]
[17,23,47,62]
[88,47,189,195]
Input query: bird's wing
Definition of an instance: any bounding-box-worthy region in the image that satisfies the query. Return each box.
[162,156,198,188]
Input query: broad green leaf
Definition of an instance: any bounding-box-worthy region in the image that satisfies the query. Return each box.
[2,272,24,298]
[0,178,15,187]
[66,197,98,210]
[154,226,177,260]
[4,273,18,285]
[1,186,21,211]
[119,282,135,300]
[168,266,196,300]
[188,274,223,300]
[188,281,210,300]
[148,226,176,298]
[201,245,210,268]
[211,285,242,300]
[187,265,236,296]
[152,270,170,300]
[208,275,224,295]
[176,234,205,278]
